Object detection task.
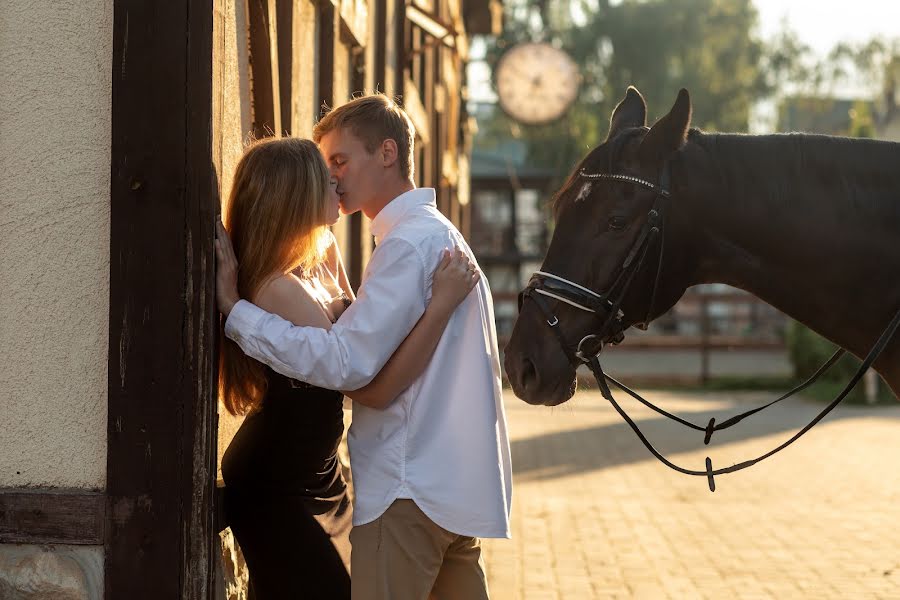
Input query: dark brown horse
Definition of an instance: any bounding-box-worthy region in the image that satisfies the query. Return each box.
[505,86,900,407]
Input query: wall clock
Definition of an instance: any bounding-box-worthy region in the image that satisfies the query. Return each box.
[494,42,581,125]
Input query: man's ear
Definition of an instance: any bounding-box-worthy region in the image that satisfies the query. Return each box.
[381,139,399,168]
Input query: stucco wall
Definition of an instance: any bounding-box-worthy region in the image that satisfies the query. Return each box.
[0,0,112,488]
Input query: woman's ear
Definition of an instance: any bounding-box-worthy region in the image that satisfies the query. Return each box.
[381,139,399,168]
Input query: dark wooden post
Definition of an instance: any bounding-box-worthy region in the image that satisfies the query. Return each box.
[108,0,218,596]
[248,0,282,137]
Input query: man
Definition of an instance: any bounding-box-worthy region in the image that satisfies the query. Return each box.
[216,94,511,600]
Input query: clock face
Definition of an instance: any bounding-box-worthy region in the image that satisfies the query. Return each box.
[495,42,581,125]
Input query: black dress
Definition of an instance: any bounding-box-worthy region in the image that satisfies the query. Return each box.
[222,366,352,599]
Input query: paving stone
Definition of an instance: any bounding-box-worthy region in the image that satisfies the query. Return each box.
[483,389,900,599]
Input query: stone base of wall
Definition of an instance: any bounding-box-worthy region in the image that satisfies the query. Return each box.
[0,544,102,600]
[217,527,249,600]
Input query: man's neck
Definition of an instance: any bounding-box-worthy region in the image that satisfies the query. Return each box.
[363,180,416,220]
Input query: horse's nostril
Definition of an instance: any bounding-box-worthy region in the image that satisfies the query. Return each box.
[521,357,538,391]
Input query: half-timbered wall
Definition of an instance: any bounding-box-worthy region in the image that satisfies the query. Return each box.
[0,0,112,596]
[1,0,495,597]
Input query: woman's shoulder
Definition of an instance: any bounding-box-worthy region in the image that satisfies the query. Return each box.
[253,273,333,328]
[255,272,304,301]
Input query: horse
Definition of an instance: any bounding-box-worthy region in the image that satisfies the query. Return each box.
[504,86,900,409]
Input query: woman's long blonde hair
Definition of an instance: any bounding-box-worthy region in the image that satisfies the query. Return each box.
[220,137,332,416]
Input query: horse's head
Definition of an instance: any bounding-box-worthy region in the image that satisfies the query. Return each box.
[505,86,695,406]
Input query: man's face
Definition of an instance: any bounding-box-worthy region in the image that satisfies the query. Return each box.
[319,128,382,216]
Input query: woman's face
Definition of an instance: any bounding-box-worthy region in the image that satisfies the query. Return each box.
[325,175,341,225]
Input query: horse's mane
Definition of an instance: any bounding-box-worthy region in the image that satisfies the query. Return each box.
[688,130,900,219]
[551,129,900,220]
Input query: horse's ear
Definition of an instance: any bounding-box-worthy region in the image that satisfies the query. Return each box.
[639,88,692,165]
[607,86,647,140]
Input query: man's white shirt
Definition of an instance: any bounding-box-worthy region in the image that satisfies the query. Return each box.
[224,188,512,538]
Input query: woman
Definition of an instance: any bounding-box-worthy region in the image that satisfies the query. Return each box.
[218,137,478,598]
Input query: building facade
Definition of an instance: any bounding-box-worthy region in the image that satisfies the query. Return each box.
[1,1,499,597]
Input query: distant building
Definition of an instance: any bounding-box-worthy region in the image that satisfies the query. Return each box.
[468,129,556,343]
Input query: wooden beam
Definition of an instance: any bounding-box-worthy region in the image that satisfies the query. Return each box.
[276,0,294,134]
[372,0,387,91]
[318,0,336,113]
[339,0,369,48]
[0,489,105,545]
[403,77,430,144]
[248,0,282,136]
[393,0,405,97]
[109,0,218,597]
[406,4,456,49]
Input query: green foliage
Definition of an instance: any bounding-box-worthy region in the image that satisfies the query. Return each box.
[849,100,876,138]
[786,321,855,381]
[784,321,894,404]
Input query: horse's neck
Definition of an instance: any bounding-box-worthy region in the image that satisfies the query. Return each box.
[681,133,900,354]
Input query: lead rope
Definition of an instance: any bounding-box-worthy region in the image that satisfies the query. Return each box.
[585,303,900,491]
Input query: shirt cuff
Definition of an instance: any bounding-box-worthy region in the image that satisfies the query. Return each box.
[223,299,268,342]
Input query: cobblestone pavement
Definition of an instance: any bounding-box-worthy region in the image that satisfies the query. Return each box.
[482,388,900,599]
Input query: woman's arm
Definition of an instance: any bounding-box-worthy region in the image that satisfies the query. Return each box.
[344,248,478,409]
[323,230,356,301]
[332,239,356,301]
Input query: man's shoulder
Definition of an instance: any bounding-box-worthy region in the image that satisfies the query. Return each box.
[387,207,457,243]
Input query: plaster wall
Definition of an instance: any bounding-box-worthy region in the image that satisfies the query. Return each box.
[0,0,112,489]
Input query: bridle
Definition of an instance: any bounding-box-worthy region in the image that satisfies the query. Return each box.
[519,159,672,366]
[517,155,900,492]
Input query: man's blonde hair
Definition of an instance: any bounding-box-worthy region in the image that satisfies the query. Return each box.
[313,94,416,181]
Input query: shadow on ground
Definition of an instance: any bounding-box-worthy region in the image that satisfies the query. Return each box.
[509,391,900,481]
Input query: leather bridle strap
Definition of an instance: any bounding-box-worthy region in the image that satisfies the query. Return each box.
[586,302,900,492]
[603,347,847,442]
[524,289,580,365]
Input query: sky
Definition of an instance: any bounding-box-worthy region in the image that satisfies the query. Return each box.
[753,0,900,56]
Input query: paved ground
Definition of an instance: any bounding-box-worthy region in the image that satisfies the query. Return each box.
[482,388,900,599]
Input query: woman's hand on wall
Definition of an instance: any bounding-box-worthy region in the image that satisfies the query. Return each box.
[215,221,240,317]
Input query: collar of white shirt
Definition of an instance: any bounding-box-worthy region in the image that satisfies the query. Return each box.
[370,187,436,243]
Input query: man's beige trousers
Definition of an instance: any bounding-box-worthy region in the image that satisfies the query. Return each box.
[350,499,490,600]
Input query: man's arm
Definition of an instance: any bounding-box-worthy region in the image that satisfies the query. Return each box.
[218,226,428,390]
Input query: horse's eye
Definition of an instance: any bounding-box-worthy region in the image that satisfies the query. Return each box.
[608,216,627,231]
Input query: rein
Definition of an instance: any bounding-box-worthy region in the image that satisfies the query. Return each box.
[519,163,900,492]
